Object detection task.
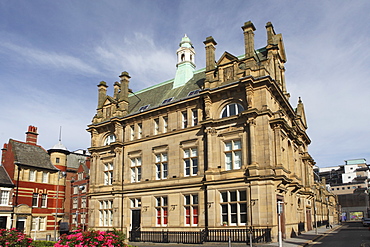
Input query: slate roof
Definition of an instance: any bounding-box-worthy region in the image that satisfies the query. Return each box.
[10,140,58,171]
[66,152,88,170]
[0,166,14,187]
[127,69,205,115]
[125,46,268,116]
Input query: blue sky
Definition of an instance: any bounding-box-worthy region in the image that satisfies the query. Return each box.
[0,0,369,168]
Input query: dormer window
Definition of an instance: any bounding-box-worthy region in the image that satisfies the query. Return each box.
[187,90,200,97]
[104,134,116,146]
[162,98,173,105]
[139,105,150,112]
[221,103,244,118]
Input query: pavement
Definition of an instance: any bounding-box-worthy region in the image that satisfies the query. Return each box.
[128,224,342,247]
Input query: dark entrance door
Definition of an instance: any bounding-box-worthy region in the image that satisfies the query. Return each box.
[306,209,312,231]
[16,220,25,232]
[0,217,6,229]
[131,209,141,241]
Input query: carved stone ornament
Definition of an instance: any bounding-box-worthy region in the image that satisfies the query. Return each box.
[206,127,217,135]
[245,86,254,108]
[224,66,234,82]
[204,95,212,119]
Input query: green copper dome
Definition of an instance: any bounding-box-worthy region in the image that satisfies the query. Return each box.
[179,34,193,48]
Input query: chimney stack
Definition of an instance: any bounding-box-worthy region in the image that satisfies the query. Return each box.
[119,71,130,102]
[203,36,217,71]
[26,125,38,145]
[241,21,256,58]
[97,81,108,109]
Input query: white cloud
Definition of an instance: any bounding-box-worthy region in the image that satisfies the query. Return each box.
[94,32,176,90]
[0,41,100,75]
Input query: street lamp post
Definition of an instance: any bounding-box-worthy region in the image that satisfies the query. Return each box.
[277,201,283,247]
[54,171,66,241]
[78,185,85,230]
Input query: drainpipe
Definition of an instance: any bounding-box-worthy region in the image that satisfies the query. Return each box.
[121,144,125,232]
[12,163,21,229]
[202,95,209,232]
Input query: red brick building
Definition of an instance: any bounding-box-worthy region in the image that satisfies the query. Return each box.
[0,166,15,229]
[1,126,62,240]
[70,158,90,231]
[1,126,91,239]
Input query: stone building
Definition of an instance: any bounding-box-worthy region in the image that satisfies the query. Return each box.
[87,21,338,243]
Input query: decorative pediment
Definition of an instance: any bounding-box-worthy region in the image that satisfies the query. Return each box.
[217,51,239,66]
[103,96,116,106]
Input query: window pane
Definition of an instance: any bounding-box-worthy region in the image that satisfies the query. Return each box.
[239,191,246,201]
[240,213,247,223]
[221,109,228,118]
[222,204,228,214]
[229,104,236,116]
[156,164,160,179]
[192,159,198,175]
[221,192,228,202]
[131,168,135,182]
[225,142,232,151]
[230,191,237,201]
[234,151,241,169]
[193,215,198,224]
[185,195,190,205]
[137,167,141,181]
[240,203,247,213]
[234,140,241,149]
[162,153,167,161]
[226,153,232,170]
[231,214,237,223]
[191,148,197,157]
[231,204,237,213]
[184,149,190,158]
[193,195,198,204]
[163,163,168,178]
[185,160,190,176]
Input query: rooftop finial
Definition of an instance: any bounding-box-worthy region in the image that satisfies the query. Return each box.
[59,126,62,142]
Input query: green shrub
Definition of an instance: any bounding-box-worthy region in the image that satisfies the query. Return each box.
[33,240,56,246]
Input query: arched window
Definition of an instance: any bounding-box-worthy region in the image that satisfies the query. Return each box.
[103,134,116,146]
[181,53,185,61]
[221,103,244,118]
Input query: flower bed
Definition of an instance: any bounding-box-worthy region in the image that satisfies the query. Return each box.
[0,228,33,247]
[55,229,128,247]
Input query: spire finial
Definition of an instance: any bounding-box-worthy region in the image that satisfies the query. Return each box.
[59,126,62,142]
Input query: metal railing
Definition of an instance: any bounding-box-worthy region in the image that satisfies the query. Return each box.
[130,228,272,244]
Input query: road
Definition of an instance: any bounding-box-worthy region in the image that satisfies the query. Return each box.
[308,222,370,247]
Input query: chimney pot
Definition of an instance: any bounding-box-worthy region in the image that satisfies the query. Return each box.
[26,125,38,145]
